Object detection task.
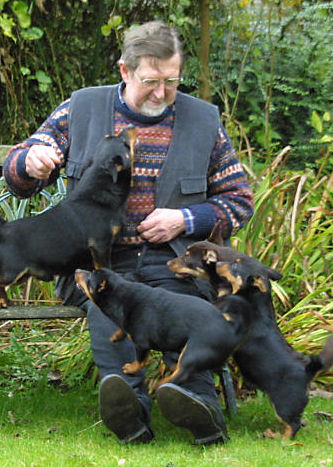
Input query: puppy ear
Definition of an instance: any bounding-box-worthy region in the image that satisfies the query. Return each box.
[203,249,218,264]
[208,221,224,246]
[252,276,269,293]
[88,239,107,270]
[267,267,282,281]
[215,262,243,294]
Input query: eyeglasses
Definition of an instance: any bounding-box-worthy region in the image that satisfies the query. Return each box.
[133,71,183,89]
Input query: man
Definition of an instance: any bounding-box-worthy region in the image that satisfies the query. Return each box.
[4,21,254,445]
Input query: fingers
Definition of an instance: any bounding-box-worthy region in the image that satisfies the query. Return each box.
[25,145,64,180]
[137,208,185,243]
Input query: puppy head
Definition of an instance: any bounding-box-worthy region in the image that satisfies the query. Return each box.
[167,245,211,279]
[96,125,137,182]
[74,268,121,308]
[215,257,282,295]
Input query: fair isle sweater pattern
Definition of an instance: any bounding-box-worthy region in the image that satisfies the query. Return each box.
[4,92,254,242]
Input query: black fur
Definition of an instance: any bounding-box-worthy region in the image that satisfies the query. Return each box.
[0,128,135,290]
[75,267,253,387]
[167,221,333,438]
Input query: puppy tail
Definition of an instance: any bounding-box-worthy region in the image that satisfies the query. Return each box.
[306,335,333,378]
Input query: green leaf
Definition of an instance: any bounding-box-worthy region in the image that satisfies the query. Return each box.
[101,24,112,37]
[319,134,333,143]
[21,27,44,40]
[108,15,122,28]
[0,13,16,40]
[20,66,31,75]
[323,112,331,122]
[311,111,323,133]
[11,1,31,29]
[35,70,51,84]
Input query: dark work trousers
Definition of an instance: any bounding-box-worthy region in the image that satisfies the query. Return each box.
[82,242,221,422]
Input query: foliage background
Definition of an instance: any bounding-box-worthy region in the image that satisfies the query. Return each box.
[0,0,332,389]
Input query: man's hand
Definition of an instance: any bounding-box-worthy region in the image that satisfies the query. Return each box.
[137,208,186,243]
[25,145,64,180]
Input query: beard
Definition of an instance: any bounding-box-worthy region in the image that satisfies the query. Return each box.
[140,100,168,117]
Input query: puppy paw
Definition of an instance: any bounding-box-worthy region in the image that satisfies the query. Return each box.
[122,361,142,374]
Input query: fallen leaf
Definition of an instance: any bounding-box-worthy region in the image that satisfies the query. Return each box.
[315,411,333,422]
[48,425,58,433]
[8,411,18,424]
[310,389,333,399]
[286,442,304,447]
[262,428,280,439]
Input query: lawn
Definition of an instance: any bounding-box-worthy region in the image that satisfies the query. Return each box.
[0,382,331,467]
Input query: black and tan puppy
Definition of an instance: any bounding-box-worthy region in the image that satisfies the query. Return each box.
[167,223,333,439]
[167,220,282,294]
[215,259,333,440]
[75,267,253,387]
[0,127,136,306]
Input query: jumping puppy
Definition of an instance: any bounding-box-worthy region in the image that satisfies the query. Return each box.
[74,267,253,387]
[167,221,333,439]
[0,127,136,306]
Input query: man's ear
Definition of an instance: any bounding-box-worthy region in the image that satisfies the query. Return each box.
[119,61,131,84]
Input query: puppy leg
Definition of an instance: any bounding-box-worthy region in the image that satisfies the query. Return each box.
[110,328,127,342]
[270,386,308,439]
[122,349,150,375]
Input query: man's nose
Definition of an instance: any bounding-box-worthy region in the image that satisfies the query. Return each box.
[152,82,166,99]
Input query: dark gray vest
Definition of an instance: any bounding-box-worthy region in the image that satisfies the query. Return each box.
[56,85,220,303]
[66,85,220,256]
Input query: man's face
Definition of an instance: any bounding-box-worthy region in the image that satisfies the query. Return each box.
[119,54,181,117]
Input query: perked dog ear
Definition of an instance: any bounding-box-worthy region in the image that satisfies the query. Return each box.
[207,220,224,247]
[118,124,137,186]
[88,239,108,270]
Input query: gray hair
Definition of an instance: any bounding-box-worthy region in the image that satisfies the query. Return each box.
[119,21,183,71]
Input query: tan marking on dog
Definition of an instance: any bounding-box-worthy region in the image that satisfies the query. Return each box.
[97,280,107,293]
[216,263,243,294]
[167,258,209,279]
[88,241,105,269]
[223,312,234,322]
[126,126,137,187]
[122,348,149,375]
[157,344,188,387]
[122,360,146,374]
[217,287,229,298]
[110,328,126,342]
[253,276,268,292]
[112,224,121,238]
[75,271,95,303]
[271,401,294,440]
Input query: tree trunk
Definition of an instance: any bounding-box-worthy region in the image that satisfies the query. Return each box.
[199,0,211,102]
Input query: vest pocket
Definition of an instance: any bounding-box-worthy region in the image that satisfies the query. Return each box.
[180,176,207,194]
[178,176,207,206]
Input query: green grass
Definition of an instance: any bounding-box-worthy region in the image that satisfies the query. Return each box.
[0,383,332,466]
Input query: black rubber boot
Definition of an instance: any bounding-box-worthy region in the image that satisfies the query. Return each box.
[99,374,154,444]
[156,383,229,445]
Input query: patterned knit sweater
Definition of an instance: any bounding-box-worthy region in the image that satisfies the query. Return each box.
[4,84,254,243]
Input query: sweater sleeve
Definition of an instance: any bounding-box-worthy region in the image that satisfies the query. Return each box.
[182,124,254,239]
[3,100,70,199]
